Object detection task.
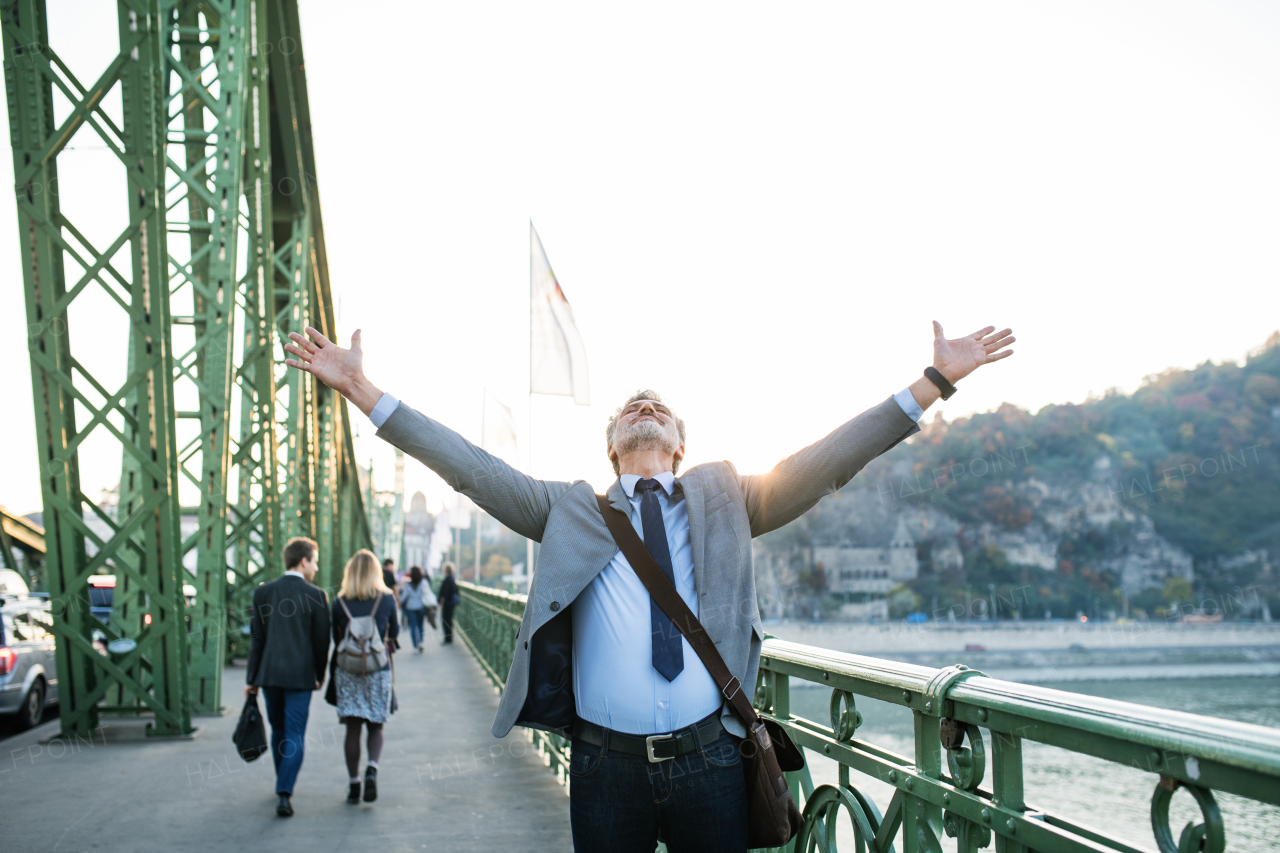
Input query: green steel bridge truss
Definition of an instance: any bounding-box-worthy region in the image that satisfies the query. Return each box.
[450,581,1280,853]
[9,3,1280,847]
[3,0,371,737]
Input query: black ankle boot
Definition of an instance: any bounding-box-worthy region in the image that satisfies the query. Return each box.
[362,766,378,802]
[347,781,361,804]
[276,794,293,816]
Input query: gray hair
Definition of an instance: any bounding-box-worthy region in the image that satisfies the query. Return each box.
[605,389,687,476]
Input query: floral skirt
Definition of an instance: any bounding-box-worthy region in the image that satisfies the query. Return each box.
[335,667,392,724]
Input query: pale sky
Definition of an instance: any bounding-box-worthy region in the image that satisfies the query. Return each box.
[2,1,1278,517]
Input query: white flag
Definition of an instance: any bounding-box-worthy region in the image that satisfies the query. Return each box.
[530,223,590,405]
[482,390,519,464]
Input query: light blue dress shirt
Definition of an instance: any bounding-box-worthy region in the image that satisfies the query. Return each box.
[369,392,402,428]
[572,471,723,735]
[366,387,926,735]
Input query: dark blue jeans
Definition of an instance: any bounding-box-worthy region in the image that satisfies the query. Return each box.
[441,602,456,643]
[262,687,312,796]
[569,726,748,853]
[405,607,425,647]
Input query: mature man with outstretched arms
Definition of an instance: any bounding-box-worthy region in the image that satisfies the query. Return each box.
[284,321,1014,853]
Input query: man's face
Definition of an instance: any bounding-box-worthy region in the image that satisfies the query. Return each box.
[609,399,684,468]
[299,552,319,581]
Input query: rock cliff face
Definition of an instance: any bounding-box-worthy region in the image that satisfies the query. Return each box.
[755,462,1193,605]
[751,467,1209,622]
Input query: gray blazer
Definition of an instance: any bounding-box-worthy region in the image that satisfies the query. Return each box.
[376,396,918,738]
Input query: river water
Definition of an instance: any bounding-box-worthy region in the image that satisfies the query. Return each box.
[789,675,1280,851]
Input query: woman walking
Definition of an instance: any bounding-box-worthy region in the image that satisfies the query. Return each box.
[398,566,438,652]
[332,550,399,804]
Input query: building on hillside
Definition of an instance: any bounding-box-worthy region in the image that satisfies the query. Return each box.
[816,516,919,620]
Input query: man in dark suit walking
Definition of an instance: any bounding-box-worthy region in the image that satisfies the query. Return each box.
[246,537,332,816]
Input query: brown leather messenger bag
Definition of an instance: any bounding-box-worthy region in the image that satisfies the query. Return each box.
[595,494,805,847]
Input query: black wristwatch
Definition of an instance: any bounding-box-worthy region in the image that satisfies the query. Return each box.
[924,366,957,400]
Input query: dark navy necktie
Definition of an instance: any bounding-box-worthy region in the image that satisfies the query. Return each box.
[634,478,685,681]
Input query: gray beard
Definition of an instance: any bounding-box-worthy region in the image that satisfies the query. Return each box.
[613,419,678,458]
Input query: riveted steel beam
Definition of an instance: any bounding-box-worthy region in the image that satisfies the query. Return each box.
[263,0,371,592]
[157,0,250,716]
[5,0,371,737]
[225,0,280,661]
[4,0,193,737]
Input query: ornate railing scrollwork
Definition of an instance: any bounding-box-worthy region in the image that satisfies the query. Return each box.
[830,689,863,742]
[794,783,889,853]
[943,809,991,852]
[1151,775,1225,853]
[940,718,985,791]
[755,666,777,715]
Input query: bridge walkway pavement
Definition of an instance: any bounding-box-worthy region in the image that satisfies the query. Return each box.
[1,632,573,852]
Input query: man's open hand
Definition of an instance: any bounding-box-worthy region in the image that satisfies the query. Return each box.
[283,327,383,415]
[933,321,1015,383]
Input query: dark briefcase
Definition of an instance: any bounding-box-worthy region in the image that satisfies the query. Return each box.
[232,693,269,762]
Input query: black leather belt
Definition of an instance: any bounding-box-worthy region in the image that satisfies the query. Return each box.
[573,712,725,763]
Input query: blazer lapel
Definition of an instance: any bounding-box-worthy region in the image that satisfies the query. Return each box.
[606,478,630,518]
[677,470,706,598]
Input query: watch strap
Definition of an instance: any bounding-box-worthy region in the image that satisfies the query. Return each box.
[924,366,957,400]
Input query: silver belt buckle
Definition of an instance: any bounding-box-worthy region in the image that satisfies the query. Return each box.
[645,733,675,763]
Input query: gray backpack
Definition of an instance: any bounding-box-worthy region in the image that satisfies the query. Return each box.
[336,594,389,674]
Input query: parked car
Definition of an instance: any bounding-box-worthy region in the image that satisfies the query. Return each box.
[88,575,115,623]
[0,568,30,597]
[0,595,59,729]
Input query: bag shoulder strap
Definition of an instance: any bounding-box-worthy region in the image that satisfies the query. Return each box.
[594,494,760,727]
[338,595,381,642]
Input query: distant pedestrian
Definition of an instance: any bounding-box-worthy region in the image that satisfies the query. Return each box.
[245,537,331,818]
[332,549,399,804]
[381,557,399,596]
[438,563,459,645]
[399,566,438,652]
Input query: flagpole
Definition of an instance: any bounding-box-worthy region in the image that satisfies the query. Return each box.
[527,389,535,584]
[527,221,536,583]
[527,219,532,581]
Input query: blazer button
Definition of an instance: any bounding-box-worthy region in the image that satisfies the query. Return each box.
[549,601,560,612]
[524,640,529,649]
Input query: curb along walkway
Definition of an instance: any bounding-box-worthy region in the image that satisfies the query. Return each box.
[1,630,572,853]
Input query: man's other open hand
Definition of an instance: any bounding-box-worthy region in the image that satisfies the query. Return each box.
[932,321,1015,384]
[283,327,382,415]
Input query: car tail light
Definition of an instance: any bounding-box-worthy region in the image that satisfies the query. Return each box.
[0,647,15,676]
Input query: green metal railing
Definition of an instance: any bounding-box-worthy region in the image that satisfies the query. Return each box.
[451,581,1280,853]
[451,582,571,786]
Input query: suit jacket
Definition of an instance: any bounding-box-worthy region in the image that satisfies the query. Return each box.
[246,575,332,691]
[376,396,918,737]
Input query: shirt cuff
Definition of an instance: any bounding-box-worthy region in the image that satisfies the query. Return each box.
[893,387,925,423]
[368,392,400,429]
